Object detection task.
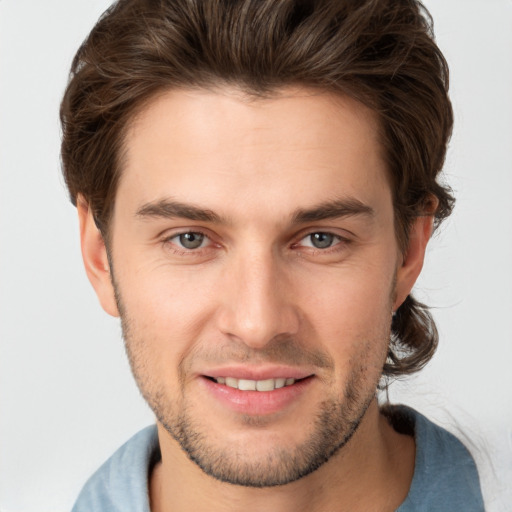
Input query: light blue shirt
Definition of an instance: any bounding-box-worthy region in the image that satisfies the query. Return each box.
[72,406,485,511]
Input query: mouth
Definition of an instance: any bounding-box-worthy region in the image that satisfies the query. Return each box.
[205,376,307,391]
[200,372,315,415]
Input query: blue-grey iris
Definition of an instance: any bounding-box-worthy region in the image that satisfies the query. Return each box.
[180,232,204,249]
[310,232,334,249]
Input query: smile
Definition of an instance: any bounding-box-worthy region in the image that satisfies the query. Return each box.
[212,377,297,391]
[201,374,314,415]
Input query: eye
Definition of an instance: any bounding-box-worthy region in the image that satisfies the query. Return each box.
[300,232,341,249]
[170,232,209,250]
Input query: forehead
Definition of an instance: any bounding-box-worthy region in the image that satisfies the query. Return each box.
[116,87,391,223]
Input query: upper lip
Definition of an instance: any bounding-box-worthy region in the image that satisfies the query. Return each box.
[200,365,315,381]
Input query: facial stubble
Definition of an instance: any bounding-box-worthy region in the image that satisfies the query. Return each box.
[111,274,391,488]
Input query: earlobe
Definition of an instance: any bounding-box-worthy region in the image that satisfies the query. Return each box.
[393,214,435,312]
[77,197,120,317]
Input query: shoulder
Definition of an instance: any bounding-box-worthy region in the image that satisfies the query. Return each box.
[71,425,159,512]
[388,406,485,512]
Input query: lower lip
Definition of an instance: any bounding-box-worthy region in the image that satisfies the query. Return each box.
[200,376,314,416]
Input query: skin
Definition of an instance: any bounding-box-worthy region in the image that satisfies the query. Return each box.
[79,87,433,511]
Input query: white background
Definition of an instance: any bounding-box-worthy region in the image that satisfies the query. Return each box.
[1,1,511,510]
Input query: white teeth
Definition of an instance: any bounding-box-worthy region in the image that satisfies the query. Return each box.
[256,379,275,392]
[274,378,286,389]
[225,377,238,389]
[238,379,256,391]
[214,376,297,391]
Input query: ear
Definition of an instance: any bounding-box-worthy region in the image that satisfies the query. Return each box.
[393,214,435,312]
[77,196,119,317]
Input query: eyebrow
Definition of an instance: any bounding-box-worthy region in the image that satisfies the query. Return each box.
[136,199,224,223]
[292,198,375,223]
[135,197,374,224]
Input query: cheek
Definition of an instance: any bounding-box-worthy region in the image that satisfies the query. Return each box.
[117,251,219,317]
[301,264,394,332]
[114,261,223,370]
[298,264,394,371]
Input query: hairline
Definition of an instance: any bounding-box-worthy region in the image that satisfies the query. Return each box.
[99,82,406,249]
[101,98,408,253]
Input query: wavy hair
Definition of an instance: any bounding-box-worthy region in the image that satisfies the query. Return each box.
[61,0,454,377]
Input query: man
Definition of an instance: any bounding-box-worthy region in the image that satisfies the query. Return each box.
[61,0,485,510]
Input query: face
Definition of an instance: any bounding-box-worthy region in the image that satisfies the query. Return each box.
[81,87,426,487]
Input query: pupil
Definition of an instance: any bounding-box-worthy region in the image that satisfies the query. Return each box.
[311,232,333,249]
[180,232,204,249]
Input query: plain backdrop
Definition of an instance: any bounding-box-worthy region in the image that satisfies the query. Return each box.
[1,1,511,511]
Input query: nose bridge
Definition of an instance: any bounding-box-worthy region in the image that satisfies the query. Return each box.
[218,244,299,348]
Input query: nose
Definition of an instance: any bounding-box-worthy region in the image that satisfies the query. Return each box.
[216,249,300,349]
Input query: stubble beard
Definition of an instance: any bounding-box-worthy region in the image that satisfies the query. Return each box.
[155,376,375,487]
[120,322,381,488]
[112,274,389,488]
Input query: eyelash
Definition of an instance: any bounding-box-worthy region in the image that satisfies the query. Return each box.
[161,230,350,256]
[293,232,347,252]
[162,230,213,256]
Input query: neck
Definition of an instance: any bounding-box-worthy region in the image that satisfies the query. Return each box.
[150,400,415,512]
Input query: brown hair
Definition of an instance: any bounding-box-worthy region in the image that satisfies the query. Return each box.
[60,0,454,377]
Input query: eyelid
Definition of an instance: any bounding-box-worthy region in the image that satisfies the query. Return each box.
[290,229,353,257]
[298,232,341,247]
[172,231,209,249]
[161,228,217,252]
[294,228,350,244]
[159,227,351,254]
[301,232,340,244]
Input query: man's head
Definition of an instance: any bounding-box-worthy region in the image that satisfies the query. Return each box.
[61,0,453,488]
[61,0,454,379]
